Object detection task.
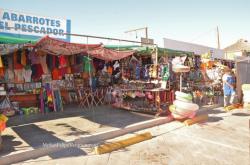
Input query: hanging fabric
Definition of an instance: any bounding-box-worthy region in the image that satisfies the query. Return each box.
[14,50,23,69]
[23,66,32,82]
[4,69,14,82]
[21,49,27,66]
[39,55,48,73]
[0,55,3,68]
[31,64,44,81]
[0,68,4,78]
[152,65,158,78]
[83,56,93,72]
[135,64,140,80]
[14,68,25,83]
[59,56,67,68]
[46,54,53,71]
[162,64,170,81]
[52,68,60,80]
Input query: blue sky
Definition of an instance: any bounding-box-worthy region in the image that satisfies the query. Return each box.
[0,0,250,48]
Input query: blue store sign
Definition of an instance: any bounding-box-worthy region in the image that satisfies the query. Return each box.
[0,8,71,41]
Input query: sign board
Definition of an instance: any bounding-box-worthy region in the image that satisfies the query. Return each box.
[141,37,154,46]
[0,8,71,41]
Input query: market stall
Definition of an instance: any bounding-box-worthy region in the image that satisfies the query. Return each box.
[0,36,104,116]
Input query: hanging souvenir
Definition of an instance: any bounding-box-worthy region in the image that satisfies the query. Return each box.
[135,64,140,80]
[152,65,157,78]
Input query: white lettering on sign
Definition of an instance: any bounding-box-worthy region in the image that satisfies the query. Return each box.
[0,8,71,40]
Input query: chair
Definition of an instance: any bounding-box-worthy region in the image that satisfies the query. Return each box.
[78,88,91,109]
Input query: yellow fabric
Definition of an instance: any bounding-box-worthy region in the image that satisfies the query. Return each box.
[48,95,53,102]
[0,55,3,68]
[0,114,8,122]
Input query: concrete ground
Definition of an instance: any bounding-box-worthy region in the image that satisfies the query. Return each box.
[0,105,249,165]
[0,105,153,158]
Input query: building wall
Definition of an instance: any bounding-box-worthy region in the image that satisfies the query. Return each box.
[163,38,224,59]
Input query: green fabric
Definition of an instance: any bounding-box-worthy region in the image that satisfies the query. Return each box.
[104,45,194,57]
[0,35,37,44]
[162,66,170,81]
[104,45,141,50]
[83,56,92,72]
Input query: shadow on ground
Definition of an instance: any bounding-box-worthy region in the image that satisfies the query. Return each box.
[0,135,23,157]
[232,112,250,116]
[7,105,153,128]
[11,124,86,159]
[80,108,153,128]
[55,123,90,136]
[207,116,223,123]
[2,105,153,159]
[7,104,87,127]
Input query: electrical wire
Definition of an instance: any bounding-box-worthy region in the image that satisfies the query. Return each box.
[189,27,217,43]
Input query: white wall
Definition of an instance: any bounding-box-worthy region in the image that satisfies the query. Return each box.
[163,38,224,59]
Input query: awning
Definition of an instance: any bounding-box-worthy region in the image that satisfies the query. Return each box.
[34,36,102,55]
[88,47,135,61]
[105,45,194,57]
[0,35,37,44]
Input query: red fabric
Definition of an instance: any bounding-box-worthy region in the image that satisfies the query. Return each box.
[59,67,68,77]
[0,68,4,78]
[59,56,67,68]
[13,51,23,69]
[52,68,61,80]
[87,47,135,61]
[34,36,102,55]
[31,64,44,80]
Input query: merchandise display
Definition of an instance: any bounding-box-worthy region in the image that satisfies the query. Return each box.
[0,35,239,118]
[169,91,199,119]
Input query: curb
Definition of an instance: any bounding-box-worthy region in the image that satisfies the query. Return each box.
[94,132,152,154]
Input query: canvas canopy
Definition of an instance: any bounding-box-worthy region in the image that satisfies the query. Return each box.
[0,35,37,44]
[88,46,135,61]
[34,36,102,55]
[105,45,193,57]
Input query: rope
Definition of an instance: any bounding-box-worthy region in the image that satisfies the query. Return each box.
[189,27,216,43]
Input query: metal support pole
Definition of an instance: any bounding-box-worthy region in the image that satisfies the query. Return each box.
[155,46,158,65]
[145,27,148,40]
[180,73,183,92]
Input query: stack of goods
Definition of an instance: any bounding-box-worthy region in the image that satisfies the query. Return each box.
[169,91,199,119]
[242,84,250,110]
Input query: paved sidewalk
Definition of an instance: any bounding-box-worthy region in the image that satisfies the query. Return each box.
[8,107,250,165]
